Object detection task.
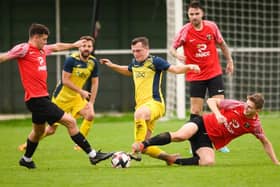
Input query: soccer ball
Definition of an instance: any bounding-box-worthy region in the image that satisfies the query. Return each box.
[111,151,131,168]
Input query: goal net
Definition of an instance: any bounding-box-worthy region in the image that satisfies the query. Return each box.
[165,0,280,118]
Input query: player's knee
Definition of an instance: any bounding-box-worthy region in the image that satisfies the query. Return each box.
[45,127,56,136]
[68,117,77,127]
[134,107,150,120]
[34,128,45,138]
[170,132,188,142]
[85,113,94,121]
[199,157,215,166]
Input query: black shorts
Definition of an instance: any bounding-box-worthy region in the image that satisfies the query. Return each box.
[189,75,224,98]
[25,96,64,125]
[188,116,213,156]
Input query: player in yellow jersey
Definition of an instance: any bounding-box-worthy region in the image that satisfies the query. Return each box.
[18,35,99,151]
[100,36,200,164]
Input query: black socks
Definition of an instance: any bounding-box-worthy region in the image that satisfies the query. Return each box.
[143,132,171,148]
[71,132,92,154]
[24,138,38,158]
[174,156,199,165]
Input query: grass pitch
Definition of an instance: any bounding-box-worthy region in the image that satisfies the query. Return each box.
[0,114,279,187]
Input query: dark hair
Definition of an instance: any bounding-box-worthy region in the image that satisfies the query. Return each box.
[28,23,50,37]
[80,35,95,45]
[131,36,149,48]
[187,1,205,12]
[247,93,264,109]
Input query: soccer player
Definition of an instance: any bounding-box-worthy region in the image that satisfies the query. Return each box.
[0,23,112,169]
[18,35,99,151]
[100,36,200,164]
[132,93,280,166]
[169,1,234,152]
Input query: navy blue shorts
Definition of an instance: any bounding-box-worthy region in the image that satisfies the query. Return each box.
[189,75,224,98]
[188,116,213,156]
[25,96,64,125]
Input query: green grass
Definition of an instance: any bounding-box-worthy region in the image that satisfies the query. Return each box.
[0,114,279,187]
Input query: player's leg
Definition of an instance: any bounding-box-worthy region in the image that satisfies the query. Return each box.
[144,121,180,165]
[17,124,59,152]
[58,112,113,164]
[70,98,93,150]
[189,80,207,119]
[48,98,112,165]
[132,102,175,163]
[19,97,49,169]
[133,101,188,164]
[133,122,198,150]
[188,81,206,153]
[132,121,199,164]
[174,116,215,166]
[78,101,94,138]
[208,75,230,153]
[19,123,46,169]
[174,147,215,166]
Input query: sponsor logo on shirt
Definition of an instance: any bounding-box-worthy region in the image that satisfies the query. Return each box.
[189,39,196,43]
[206,34,212,40]
[195,44,210,58]
[38,57,47,71]
[135,71,145,78]
[244,122,250,128]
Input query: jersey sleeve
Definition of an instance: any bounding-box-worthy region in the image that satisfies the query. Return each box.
[153,56,170,71]
[205,20,224,44]
[252,121,265,139]
[220,99,244,110]
[43,45,54,55]
[172,23,191,49]
[128,60,133,72]
[91,58,99,78]
[63,57,75,73]
[7,43,29,59]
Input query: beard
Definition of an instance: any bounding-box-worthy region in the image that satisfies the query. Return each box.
[81,51,90,59]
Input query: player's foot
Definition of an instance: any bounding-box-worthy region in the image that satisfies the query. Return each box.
[73,145,82,151]
[128,152,142,161]
[218,147,230,153]
[132,142,145,153]
[158,153,181,165]
[19,158,36,169]
[18,143,27,152]
[89,150,114,165]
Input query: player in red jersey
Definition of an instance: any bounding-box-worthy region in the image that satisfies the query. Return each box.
[170,1,234,152]
[132,93,280,166]
[0,23,112,169]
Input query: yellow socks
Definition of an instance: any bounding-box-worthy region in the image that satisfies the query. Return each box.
[80,119,93,137]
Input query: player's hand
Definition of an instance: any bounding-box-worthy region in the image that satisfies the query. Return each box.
[73,39,87,48]
[215,113,227,124]
[226,60,234,75]
[100,59,113,66]
[188,64,200,73]
[80,89,91,99]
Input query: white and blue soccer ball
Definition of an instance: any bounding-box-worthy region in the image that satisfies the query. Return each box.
[111,151,131,168]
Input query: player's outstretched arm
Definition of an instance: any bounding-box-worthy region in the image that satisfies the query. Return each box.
[50,39,86,52]
[259,135,280,165]
[167,64,200,74]
[100,58,132,76]
[0,52,13,64]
